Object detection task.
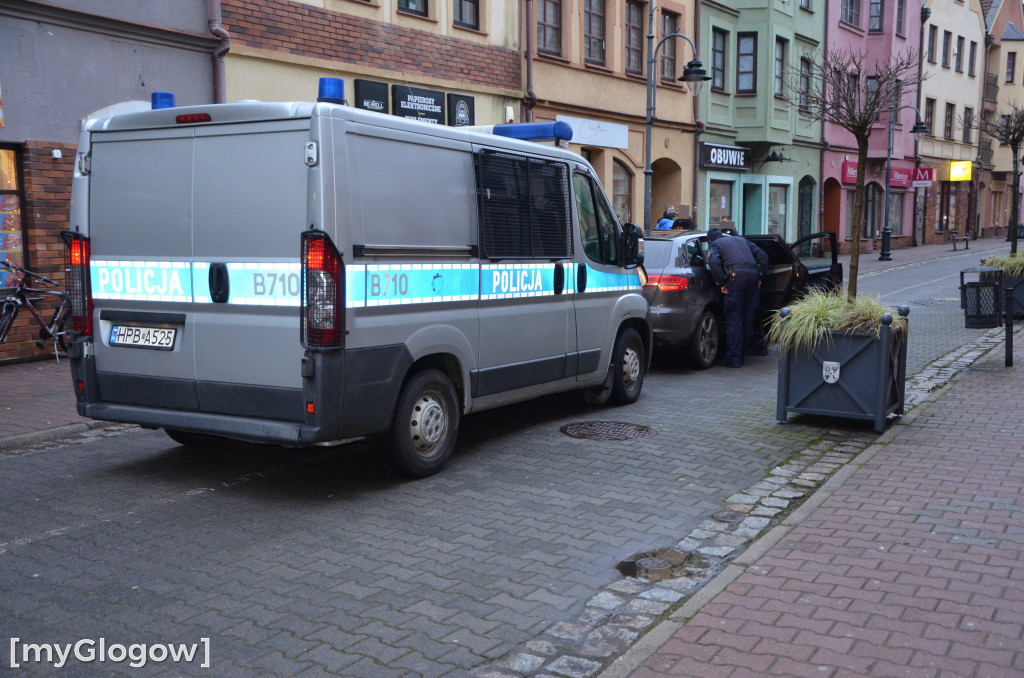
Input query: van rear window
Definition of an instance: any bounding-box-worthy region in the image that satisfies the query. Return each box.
[475,150,572,260]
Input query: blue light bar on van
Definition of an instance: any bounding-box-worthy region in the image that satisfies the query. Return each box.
[151,92,176,110]
[466,121,573,143]
[317,77,346,105]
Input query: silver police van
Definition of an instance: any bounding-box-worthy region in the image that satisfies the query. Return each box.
[63,79,650,476]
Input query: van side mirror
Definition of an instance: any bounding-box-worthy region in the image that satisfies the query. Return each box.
[621,222,644,268]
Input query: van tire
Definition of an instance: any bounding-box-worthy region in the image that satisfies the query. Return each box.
[689,310,721,369]
[165,429,226,449]
[610,327,645,405]
[386,369,459,478]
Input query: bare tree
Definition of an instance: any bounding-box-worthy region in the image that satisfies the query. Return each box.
[791,47,923,299]
[963,104,1024,255]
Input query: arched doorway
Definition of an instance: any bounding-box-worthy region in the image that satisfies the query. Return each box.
[823,177,842,240]
[651,157,683,223]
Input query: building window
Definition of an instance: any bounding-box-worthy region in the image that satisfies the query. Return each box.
[963,107,973,143]
[944,103,955,139]
[625,2,643,74]
[1001,114,1010,144]
[709,180,734,228]
[896,0,905,35]
[612,160,632,224]
[768,184,788,236]
[955,36,964,72]
[584,0,605,65]
[737,33,757,94]
[969,41,977,76]
[924,98,935,135]
[942,31,951,68]
[1007,52,1017,83]
[938,181,957,232]
[712,29,727,91]
[800,0,811,9]
[399,0,427,16]
[453,0,478,29]
[660,11,679,81]
[538,0,562,55]
[840,0,860,26]
[927,26,937,63]
[799,57,811,110]
[774,39,786,97]
[869,0,883,32]
[863,183,883,238]
[0,148,25,285]
[888,192,904,235]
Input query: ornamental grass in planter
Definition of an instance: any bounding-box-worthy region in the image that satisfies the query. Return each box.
[768,289,910,434]
[980,252,1024,317]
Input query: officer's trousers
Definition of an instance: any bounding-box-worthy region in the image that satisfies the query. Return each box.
[722,272,760,366]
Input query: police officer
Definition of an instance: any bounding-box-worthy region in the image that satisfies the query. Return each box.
[707,228,769,368]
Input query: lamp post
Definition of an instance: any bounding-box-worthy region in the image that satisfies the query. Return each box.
[643,7,710,235]
[879,104,929,261]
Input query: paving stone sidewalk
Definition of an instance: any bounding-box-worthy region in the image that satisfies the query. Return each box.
[605,346,1024,677]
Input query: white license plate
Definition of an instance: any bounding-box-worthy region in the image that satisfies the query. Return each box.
[110,325,176,350]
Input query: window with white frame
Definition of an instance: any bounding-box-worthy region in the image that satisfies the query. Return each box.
[737,33,757,93]
[840,0,860,26]
[774,39,786,97]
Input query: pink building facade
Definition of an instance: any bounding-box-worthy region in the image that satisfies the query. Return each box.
[821,0,925,253]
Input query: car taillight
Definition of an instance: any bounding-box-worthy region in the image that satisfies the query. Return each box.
[644,274,688,292]
[301,230,343,349]
[61,231,92,336]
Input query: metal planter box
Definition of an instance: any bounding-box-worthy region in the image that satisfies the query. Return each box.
[776,307,909,434]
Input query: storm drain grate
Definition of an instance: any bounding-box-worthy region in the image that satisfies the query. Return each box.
[712,510,746,523]
[560,421,653,441]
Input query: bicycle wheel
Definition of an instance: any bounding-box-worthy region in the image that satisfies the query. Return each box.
[0,300,17,343]
[41,301,70,352]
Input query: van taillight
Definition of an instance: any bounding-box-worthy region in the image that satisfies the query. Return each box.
[301,230,343,349]
[61,231,93,336]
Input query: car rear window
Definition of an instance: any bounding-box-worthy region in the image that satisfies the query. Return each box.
[643,239,676,269]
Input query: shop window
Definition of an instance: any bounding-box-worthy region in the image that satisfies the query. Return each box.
[612,160,632,224]
[768,184,788,236]
[0,147,25,287]
[709,180,734,228]
[888,192,904,236]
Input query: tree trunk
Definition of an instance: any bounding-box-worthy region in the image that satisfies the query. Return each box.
[1013,144,1021,256]
[848,138,870,300]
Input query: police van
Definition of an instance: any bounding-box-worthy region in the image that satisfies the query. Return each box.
[63,79,650,477]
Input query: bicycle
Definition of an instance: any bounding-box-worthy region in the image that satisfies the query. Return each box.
[0,259,71,354]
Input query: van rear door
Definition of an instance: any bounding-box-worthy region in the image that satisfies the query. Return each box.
[190,121,312,420]
[88,127,199,409]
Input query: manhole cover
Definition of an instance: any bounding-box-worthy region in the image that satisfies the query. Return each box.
[616,549,695,582]
[560,421,653,441]
[712,510,745,523]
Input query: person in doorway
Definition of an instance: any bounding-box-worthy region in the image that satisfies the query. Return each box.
[656,206,677,230]
[707,228,769,368]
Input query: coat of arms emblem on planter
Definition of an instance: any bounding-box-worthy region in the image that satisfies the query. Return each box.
[822,361,840,384]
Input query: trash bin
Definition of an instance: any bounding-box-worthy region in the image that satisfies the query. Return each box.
[960,266,1003,328]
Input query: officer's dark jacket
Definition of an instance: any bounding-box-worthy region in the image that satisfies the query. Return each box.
[708,236,769,287]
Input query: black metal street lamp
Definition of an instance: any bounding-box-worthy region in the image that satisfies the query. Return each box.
[643,7,710,235]
[880,105,929,261]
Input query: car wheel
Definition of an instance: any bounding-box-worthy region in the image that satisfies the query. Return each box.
[165,429,228,448]
[689,310,721,369]
[386,369,460,478]
[610,327,645,405]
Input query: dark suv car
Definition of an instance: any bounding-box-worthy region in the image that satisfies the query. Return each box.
[641,230,842,368]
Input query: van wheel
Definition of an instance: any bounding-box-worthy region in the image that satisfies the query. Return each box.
[689,310,721,369]
[386,369,459,478]
[610,327,645,405]
[165,429,226,448]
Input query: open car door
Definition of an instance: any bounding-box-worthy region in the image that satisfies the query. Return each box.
[791,232,842,292]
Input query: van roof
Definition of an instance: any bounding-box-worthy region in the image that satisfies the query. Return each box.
[83,100,588,166]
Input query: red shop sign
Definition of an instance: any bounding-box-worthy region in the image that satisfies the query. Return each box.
[890,167,912,188]
[841,161,858,184]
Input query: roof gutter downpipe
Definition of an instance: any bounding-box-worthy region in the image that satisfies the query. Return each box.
[208,0,232,104]
[524,0,538,122]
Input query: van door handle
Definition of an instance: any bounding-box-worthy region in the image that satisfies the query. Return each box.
[554,263,564,295]
[209,262,230,303]
[577,263,587,293]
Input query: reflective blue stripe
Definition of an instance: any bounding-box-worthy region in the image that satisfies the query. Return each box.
[224,262,301,306]
[480,263,559,300]
[90,260,192,302]
[580,264,642,293]
[358,263,479,307]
